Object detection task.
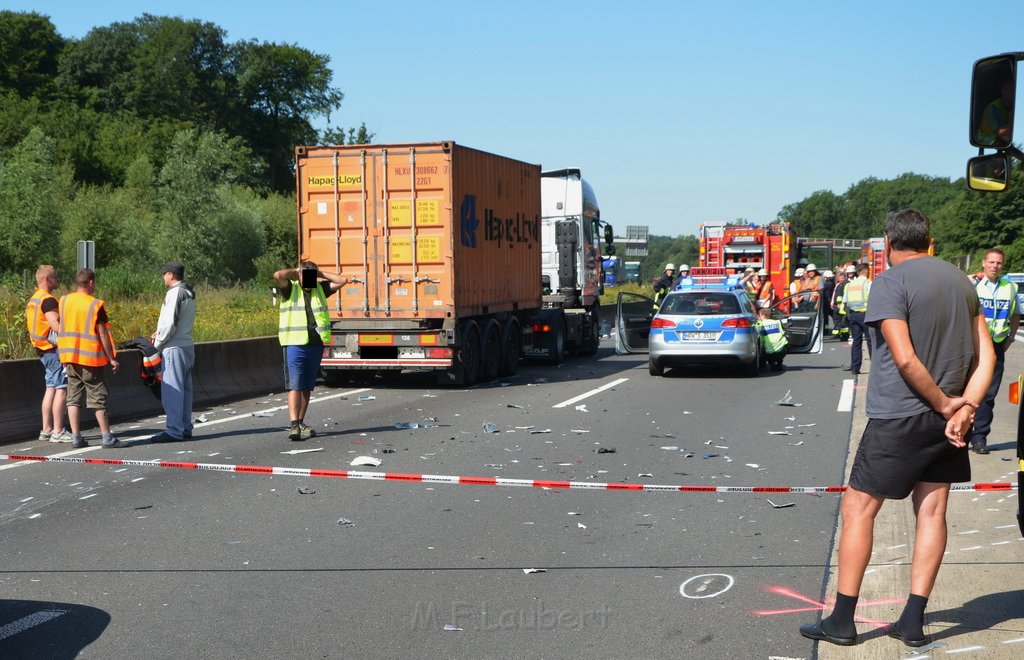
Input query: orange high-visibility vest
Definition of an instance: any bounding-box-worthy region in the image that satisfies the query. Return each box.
[58,292,114,367]
[801,275,822,302]
[26,288,58,351]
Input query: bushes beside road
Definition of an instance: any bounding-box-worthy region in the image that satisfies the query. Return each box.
[0,276,275,361]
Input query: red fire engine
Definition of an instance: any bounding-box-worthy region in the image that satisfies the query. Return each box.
[860,237,935,278]
[699,222,796,305]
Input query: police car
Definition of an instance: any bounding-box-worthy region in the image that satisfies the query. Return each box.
[615,268,823,376]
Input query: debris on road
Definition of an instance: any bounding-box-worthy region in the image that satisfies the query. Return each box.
[395,422,419,429]
[595,447,616,454]
[337,518,355,527]
[529,429,552,434]
[297,487,316,495]
[767,499,795,509]
[281,447,324,455]
[483,422,500,433]
[443,624,463,632]
[768,431,792,436]
[350,456,382,467]
[251,411,275,418]
[775,390,803,406]
[522,568,546,574]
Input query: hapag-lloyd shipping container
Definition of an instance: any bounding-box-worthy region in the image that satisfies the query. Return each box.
[295,141,542,385]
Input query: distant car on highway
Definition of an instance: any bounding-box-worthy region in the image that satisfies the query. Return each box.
[615,269,823,376]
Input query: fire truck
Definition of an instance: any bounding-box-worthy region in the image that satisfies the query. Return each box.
[698,222,796,304]
[859,237,935,278]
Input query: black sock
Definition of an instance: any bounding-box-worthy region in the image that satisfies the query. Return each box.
[291,420,300,426]
[823,592,858,638]
[896,594,928,639]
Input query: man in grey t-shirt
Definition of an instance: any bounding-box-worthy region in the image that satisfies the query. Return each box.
[801,209,995,649]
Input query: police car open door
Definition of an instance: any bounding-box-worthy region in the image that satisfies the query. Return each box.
[769,290,824,354]
[614,291,654,353]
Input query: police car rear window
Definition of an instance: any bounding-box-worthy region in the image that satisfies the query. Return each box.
[662,292,741,315]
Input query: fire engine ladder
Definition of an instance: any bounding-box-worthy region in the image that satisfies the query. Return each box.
[702,227,724,269]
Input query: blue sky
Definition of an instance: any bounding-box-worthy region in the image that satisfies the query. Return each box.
[10,1,1024,237]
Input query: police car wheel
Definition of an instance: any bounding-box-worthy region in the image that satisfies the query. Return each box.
[649,357,664,377]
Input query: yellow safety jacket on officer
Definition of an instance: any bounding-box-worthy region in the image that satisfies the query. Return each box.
[976,276,1019,343]
[279,280,331,345]
[844,276,870,313]
[57,292,113,367]
[757,318,788,354]
[26,288,58,351]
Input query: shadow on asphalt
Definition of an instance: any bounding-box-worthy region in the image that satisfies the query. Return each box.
[0,600,109,659]
[927,590,1024,642]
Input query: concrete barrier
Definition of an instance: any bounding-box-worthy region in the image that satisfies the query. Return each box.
[1,337,283,444]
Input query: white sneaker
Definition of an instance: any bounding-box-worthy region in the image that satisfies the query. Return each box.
[49,430,74,443]
[38,430,51,442]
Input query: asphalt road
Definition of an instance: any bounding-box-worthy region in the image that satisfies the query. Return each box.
[0,336,859,659]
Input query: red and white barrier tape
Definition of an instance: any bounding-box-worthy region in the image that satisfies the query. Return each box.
[1,454,1018,494]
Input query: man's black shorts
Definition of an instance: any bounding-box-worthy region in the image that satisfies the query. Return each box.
[848,410,971,500]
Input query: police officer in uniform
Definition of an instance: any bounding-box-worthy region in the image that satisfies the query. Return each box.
[969,247,1019,454]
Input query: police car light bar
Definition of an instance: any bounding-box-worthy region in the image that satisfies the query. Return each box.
[689,267,728,276]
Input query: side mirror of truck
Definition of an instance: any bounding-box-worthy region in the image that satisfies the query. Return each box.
[604,224,614,245]
[970,55,1017,149]
[967,153,1011,192]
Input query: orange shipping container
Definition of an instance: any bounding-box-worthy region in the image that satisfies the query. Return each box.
[296,142,542,321]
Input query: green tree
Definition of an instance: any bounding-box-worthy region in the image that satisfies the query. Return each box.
[253,192,298,282]
[59,15,231,128]
[60,185,158,274]
[643,234,699,284]
[320,122,375,146]
[0,11,65,99]
[233,40,343,191]
[779,190,843,238]
[56,19,140,112]
[155,128,263,281]
[0,128,73,274]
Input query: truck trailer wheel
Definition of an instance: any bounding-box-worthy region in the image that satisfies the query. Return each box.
[454,321,481,386]
[479,319,501,382]
[550,318,566,364]
[578,309,601,357]
[497,317,521,377]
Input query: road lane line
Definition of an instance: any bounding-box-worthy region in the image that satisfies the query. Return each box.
[0,609,69,641]
[837,378,855,412]
[552,378,629,409]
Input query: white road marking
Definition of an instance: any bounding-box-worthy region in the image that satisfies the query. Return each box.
[837,378,855,412]
[679,573,735,599]
[0,609,69,641]
[552,378,629,409]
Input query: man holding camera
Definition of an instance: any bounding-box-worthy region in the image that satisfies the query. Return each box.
[274,261,348,441]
